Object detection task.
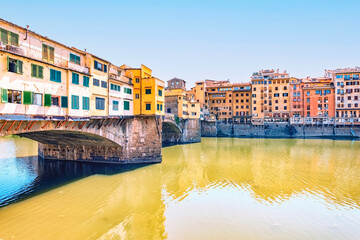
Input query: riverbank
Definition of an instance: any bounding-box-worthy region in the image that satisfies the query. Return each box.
[201,121,360,138]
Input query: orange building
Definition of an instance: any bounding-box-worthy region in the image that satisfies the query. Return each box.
[290,77,335,124]
[232,83,252,123]
[251,69,290,122]
[302,77,335,120]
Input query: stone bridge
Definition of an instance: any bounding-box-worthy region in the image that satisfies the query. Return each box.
[0,116,162,164]
[0,114,201,164]
[162,114,201,145]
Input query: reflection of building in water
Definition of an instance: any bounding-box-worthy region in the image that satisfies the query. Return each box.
[163,138,360,207]
[0,137,360,239]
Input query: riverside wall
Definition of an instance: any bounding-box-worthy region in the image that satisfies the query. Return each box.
[201,121,360,138]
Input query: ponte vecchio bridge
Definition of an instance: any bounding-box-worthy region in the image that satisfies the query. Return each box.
[0,115,200,164]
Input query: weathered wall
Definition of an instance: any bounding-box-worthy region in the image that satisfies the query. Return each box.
[162,119,201,145]
[201,121,360,138]
[201,120,217,137]
[180,119,201,143]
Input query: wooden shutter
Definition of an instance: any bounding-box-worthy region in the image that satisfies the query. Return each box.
[44,94,51,106]
[10,32,19,46]
[23,91,33,105]
[42,44,48,62]
[49,46,55,63]
[6,56,9,71]
[31,64,37,77]
[57,71,61,83]
[61,96,68,108]
[17,60,23,74]
[50,69,56,81]
[1,88,8,103]
[0,28,8,45]
[38,66,43,78]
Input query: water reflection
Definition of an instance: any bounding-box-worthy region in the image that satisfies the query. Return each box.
[0,137,360,239]
[0,137,149,207]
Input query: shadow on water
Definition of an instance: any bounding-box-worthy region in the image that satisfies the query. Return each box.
[0,156,150,208]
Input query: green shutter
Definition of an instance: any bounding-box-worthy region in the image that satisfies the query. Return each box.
[23,91,33,105]
[1,88,8,103]
[57,71,61,83]
[9,32,19,46]
[124,101,130,110]
[61,96,68,108]
[17,60,23,74]
[0,28,8,45]
[83,97,90,110]
[39,66,43,78]
[6,56,9,71]
[44,94,51,106]
[31,64,36,77]
[50,69,56,81]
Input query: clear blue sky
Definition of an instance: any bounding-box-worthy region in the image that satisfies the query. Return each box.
[2,0,360,87]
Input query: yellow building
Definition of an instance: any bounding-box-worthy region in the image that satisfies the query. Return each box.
[82,53,110,117]
[121,64,164,116]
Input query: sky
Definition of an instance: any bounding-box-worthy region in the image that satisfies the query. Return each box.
[2,0,360,87]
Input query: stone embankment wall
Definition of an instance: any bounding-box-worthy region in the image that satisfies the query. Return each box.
[162,119,201,145]
[201,121,360,138]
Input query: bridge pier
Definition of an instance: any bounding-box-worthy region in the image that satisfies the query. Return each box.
[162,118,201,145]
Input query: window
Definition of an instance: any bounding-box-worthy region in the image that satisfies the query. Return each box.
[113,100,119,111]
[274,93,279,97]
[72,73,79,85]
[83,76,90,87]
[135,94,140,99]
[42,44,55,63]
[95,97,105,110]
[7,57,23,74]
[110,83,121,91]
[136,78,140,83]
[158,89,163,96]
[124,100,130,110]
[94,60,107,72]
[146,103,151,110]
[101,81,107,88]
[71,95,79,109]
[70,53,80,65]
[145,88,151,94]
[124,88,132,94]
[34,93,43,106]
[93,78,100,86]
[51,96,60,106]
[83,97,90,110]
[50,69,61,83]
[283,93,288,97]
[31,64,43,79]
[0,28,19,46]
[61,96,68,108]
[4,89,21,104]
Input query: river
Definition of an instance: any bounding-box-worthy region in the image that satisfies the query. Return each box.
[0,136,360,239]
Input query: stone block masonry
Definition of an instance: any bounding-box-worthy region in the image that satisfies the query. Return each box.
[201,121,360,138]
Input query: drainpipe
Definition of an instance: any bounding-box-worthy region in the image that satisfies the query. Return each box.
[24,25,29,40]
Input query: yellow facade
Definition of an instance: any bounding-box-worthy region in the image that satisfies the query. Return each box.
[85,54,110,117]
[121,64,164,116]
